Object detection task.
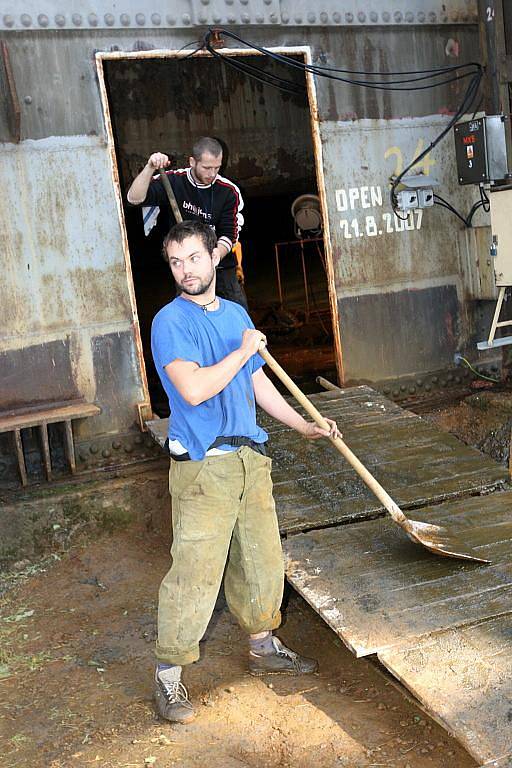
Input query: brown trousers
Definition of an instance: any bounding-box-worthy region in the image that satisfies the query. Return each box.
[156,447,284,665]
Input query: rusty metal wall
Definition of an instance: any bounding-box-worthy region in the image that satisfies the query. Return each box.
[0,135,146,437]
[320,117,488,381]
[0,3,488,451]
[0,22,479,140]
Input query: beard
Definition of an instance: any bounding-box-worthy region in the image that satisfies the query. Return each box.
[191,167,217,186]
[176,268,215,297]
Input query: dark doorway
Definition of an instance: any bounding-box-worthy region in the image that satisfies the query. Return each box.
[103,51,336,414]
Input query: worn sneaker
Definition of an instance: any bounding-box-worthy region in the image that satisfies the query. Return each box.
[248,636,318,676]
[154,665,195,723]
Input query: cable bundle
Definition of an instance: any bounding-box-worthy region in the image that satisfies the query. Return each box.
[198,29,484,221]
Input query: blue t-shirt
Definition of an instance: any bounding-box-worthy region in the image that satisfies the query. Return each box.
[151,296,268,460]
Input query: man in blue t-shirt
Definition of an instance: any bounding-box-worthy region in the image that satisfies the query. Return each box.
[151,220,339,724]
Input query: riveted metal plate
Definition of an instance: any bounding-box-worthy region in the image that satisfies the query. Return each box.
[0,1,192,30]
[189,0,281,26]
[278,0,477,25]
[0,1,478,30]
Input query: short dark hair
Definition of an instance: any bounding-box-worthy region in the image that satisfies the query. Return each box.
[192,136,222,161]
[162,220,217,262]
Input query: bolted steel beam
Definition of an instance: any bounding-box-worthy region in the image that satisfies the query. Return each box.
[1,1,478,31]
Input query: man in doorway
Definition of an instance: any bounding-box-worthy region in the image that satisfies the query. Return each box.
[151,219,339,724]
[127,136,248,310]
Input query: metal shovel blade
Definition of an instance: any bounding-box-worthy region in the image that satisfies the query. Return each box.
[402,519,490,564]
[258,347,491,565]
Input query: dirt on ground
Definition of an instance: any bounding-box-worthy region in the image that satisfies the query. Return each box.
[425,388,512,466]
[0,523,476,768]
[5,386,512,768]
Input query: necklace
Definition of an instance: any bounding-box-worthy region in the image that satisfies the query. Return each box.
[197,296,217,312]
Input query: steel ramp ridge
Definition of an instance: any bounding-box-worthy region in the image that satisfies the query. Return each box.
[284,491,512,657]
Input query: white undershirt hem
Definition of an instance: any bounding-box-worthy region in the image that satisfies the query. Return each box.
[167,438,231,457]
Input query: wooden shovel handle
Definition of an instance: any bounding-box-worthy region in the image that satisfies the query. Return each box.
[159,169,183,223]
[259,347,408,526]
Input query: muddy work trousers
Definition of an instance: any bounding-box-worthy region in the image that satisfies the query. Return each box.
[157,446,284,666]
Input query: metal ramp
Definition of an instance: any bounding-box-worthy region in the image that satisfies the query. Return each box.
[379,613,512,767]
[146,385,512,764]
[147,385,506,533]
[284,493,512,657]
[262,386,506,533]
[284,492,512,766]
[274,388,512,767]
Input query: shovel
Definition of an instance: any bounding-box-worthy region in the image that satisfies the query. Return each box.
[157,169,487,563]
[259,347,490,565]
[159,168,183,223]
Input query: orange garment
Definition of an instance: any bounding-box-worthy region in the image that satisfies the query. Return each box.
[233,241,245,284]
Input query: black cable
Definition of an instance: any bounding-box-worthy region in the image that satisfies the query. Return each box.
[471,94,484,120]
[204,30,481,92]
[391,68,483,216]
[244,48,475,88]
[213,51,476,95]
[208,36,478,93]
[207,53,298,93]
[201,28,483,217]
[433,196,469,226]
[398,71,480,178]
[205,41,304,93]
[206,41,306,95]
[176,40,204,55]
[211,29,480,79]
[433,193,485,227]
[321,71,477,93]
[206,44,304,95]
[393,70,481,177]
[480,182,490,212]
[235,33,480,87]
[203,28,483,97]
[465,200,484,226]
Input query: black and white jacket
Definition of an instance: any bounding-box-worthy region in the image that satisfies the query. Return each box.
[141,167,244,269]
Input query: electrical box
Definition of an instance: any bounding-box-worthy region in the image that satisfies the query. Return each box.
[489,186,512,285]
[454,115,510,185]
[417,188,434,208]
[396,189,418,211]
[394,174,438,213]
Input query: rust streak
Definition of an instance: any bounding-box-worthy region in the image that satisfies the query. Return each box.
[304,47,345,385]
[95,54,152,428]
[1,41,21,143]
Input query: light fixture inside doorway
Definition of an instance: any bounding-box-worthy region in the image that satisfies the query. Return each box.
[291,194,322,238]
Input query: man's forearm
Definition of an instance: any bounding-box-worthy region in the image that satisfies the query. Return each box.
[189,349,251,404]
[217,238,232,259]
[127,164,154,204]
[253,370,308,434]
[167,348,253,406]
[213,240,231,261]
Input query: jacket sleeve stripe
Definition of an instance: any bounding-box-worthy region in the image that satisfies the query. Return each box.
[215,176,244,243]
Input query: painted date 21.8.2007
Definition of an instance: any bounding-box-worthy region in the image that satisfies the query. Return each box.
[340,210,423,239]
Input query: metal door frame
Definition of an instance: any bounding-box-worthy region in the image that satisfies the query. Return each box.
[95,45,344,400]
